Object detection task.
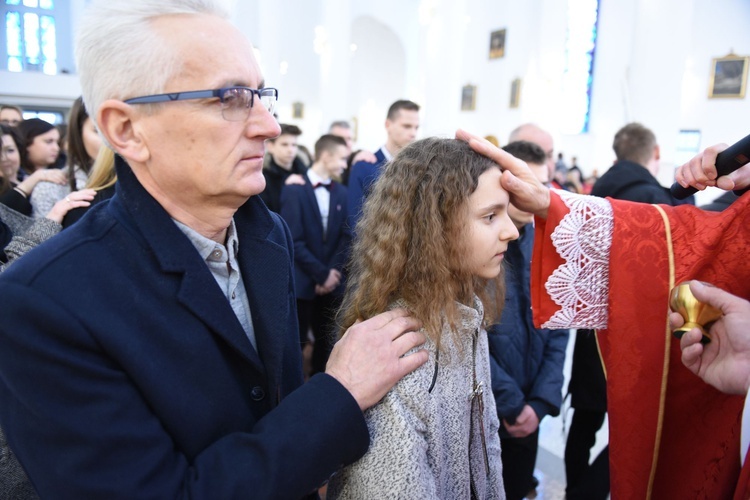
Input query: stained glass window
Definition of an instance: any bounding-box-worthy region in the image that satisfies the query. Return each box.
[40,14,55,73]
[560,0,600,134]
[23,13,39,66]
[5,11,22,71]
[3,0,59,74]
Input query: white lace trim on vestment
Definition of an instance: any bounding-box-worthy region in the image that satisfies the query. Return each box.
[541,190,613,330]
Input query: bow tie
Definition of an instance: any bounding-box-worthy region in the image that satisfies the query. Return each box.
[313,182,332,191]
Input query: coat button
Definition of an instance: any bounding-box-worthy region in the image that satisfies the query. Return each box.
[250,386,265,401]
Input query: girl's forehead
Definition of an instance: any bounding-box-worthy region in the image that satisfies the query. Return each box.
[470,168,509,201]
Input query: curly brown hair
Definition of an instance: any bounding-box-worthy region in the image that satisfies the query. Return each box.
[338,137,505,355]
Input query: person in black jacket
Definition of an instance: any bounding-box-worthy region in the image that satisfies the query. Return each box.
[260,123,307,212]
[591,122,689,205]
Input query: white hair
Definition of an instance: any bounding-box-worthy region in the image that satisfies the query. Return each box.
[75,0,234,124]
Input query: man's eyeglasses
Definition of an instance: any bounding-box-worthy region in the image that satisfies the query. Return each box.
[123,87,278,122]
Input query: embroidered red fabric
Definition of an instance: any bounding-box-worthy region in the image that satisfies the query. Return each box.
[533,191,750,499]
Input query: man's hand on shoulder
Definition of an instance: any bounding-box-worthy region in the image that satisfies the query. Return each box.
[351,150,377,165]
[325,308,427,411]
[284,174,305,186]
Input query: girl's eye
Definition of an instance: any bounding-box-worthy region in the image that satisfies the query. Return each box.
[484,213,495,222]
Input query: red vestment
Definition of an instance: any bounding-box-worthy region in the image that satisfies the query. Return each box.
[532,191,750,499]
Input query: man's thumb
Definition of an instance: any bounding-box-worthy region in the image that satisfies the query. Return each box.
[690,280,730,314]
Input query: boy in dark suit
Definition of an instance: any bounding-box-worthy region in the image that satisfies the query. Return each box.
[281,134,350,375]
[260,123,307,213]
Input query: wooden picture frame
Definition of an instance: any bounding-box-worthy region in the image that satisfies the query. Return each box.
[351,116,359,142]
[709,54,749,98]
[509,78,521,108]
[461,84,477,111]
[489,29,506,59]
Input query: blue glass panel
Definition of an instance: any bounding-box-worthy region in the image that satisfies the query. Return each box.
[7,56,23,71]
[40,16,55,56]
[5,0,22,5]
[22,0,38,6]
[560,0,600,134]
[40,0,53,8]
[40,15,56,74]
[23,12,40,65]
[6,12,22,57]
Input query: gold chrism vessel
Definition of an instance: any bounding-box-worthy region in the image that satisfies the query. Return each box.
[669,281,722,344]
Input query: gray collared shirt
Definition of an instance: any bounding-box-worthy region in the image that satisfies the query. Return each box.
[173,218,257,351]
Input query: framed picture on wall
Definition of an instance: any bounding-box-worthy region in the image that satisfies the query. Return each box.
[709,54,749,98]
[292,101,304,118]
[489,29,506,59]
[461,84,477,111]
[351,116,359,142]
[509,78,521,108]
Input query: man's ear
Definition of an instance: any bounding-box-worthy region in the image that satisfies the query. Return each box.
[654,144,661,161]
[97,99,150,163]
[319,149,331,163]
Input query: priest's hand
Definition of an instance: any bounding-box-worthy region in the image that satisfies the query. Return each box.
[456,129,550,219]
[503,404,540,438]
[672,281,750,395]
[674,143,750,192]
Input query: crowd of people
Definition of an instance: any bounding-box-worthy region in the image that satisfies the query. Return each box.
[1,1,749,499]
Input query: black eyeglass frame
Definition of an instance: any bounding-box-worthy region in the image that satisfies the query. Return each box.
[123,87,278,119]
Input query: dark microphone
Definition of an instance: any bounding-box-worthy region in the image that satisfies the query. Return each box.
[670,133,750,199]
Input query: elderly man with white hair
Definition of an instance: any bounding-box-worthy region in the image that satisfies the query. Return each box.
[0,1,427,498]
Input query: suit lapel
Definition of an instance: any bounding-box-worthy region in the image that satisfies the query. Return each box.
[112,159,265,371]
[175,265,264,368]
[327,184,345,243]
[235,199,291,393]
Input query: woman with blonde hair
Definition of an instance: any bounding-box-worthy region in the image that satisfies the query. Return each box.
[62,145,116,227]
[328,137,518,499]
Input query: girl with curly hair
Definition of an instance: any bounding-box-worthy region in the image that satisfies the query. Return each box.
[328,137,518,499]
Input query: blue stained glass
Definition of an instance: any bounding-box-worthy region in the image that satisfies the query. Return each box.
[4,2,60,73]
[23,13,40,65]
[6,12,22,56]
[561,0,600,134]
[40,15,56,74]
[40,16,55,56]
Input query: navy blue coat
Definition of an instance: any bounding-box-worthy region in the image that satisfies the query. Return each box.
[0,158,368,499]
[487,225,569,438]
[346,148,387,232]
[280,174,350,301]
